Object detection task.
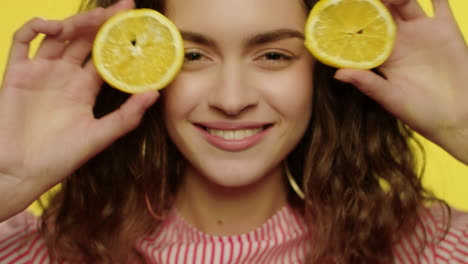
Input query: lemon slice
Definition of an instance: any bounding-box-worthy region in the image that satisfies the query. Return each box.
[93,9,184,93]
[304,0,396,69]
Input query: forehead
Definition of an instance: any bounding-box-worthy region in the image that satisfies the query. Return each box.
[165,0,308,33]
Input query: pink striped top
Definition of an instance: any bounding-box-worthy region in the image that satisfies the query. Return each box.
[0,204,467,263]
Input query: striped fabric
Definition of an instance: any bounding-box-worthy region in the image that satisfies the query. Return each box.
[392,206,468,264]
[137,206,310,263]
[0,205,467,263]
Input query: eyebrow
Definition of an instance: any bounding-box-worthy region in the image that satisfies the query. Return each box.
[180,29,305,49]
[246,29,304,47]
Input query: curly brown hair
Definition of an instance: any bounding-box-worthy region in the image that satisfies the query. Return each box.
[39,0,450,263]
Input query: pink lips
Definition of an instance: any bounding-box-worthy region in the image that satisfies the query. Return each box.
[195,122,272,151]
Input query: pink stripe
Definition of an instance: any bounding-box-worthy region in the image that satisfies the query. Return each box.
[453,253,468,263]
[151,218,177,263]
[264,216,280,263]
[283,236,296,263]
[182,242,190,264]
[296,209,308,234]
[259,222,265,241]
[245,232,261,263]
[166,240,174,263]
[406,236,421,260]
[219,237,225,263]
[141,221,170,261]
[438,241,456,256]
[253,220,274,262]
[278,209,297,262]
[239,235,252,264]
[174,241,182,264]
[8,234,41,263]
[393,245,405,263]
[288,210,304,262]
[192,231,199,263]
[270,209,288,262]
[255,223,272,262]
[249,241,265,263]
[6,248,29,263]
[227,237,234,263]
[400,237,417,264]
[209,236,216,264]
[188,224,194,242]
[294,234,302,262]
[144,220,169,243]
[460,238,468,248]
[31,240,47,260]
[277,208,287,239]
[421,246,431,264]
[440,233,460,250]
[0,238,31,261]
[201,233,207,263]
[38,247,49,264]
[425,210,438,239]
[435,253,449,263]
[0,230,32,255]
[288,208,304,261]
[455,245,468,257]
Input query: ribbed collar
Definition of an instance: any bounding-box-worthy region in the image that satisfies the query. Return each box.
[137,205,311,263]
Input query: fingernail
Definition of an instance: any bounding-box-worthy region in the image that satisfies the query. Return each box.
[118,0,131,5]
[334,71,346,81]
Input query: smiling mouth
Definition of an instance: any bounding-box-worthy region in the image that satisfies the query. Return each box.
[197,125,272,140]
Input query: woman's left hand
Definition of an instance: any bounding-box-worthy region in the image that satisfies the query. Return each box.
[335,0,468,164]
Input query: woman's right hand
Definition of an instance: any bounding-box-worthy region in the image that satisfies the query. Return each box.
[0,0,159,222]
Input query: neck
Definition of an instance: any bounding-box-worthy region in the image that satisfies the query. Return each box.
[174,166,288,236]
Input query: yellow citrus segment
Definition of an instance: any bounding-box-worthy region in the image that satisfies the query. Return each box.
[305,0,396,69]
[93,9,184,93]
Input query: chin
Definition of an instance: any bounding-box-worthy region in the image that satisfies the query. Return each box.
[206,172,261,188]
[189,161,281,189]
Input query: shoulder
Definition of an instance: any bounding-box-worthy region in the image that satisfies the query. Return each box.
[428,205,468,263]
[393,204,468,264]
[0,211,53,263]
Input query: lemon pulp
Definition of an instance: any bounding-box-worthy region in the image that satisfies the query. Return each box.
[93,9,184,93]
[305,0,396,69]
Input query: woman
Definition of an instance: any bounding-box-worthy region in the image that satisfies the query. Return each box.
[0,0,467,263]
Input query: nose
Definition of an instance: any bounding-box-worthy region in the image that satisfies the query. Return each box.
[208,61,259,116]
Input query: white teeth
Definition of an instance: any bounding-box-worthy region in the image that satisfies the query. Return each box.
[207,128,263,140]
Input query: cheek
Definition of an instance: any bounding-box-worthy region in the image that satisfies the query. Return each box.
[260,62,314,122]
[162,72,209,121]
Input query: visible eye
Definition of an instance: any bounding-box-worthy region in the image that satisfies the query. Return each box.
[183,50,212,70]
[262,52,293,61]
[255,50,296,69]
[185,52,204,61]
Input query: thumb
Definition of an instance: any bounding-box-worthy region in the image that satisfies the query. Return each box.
[90,90,159,153]
[334,68,405,117]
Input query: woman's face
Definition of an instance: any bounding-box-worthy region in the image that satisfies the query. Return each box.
[163,0,314,187]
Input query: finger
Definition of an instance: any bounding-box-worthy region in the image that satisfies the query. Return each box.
[383,0,426,21]
[105,0,136,14]
[8,18,62,65]
[91,91,159,152]
[58,8,107,64]
[60,0,135,64]
[432,0,452,18]
[60,0,134,42]
[34,7,106,61]
[34,36,68,60]
[83,58,104,98]
[383,4,400,22]
[334,69,406,118]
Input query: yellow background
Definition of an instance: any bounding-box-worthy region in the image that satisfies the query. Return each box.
[0,0,467,212]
